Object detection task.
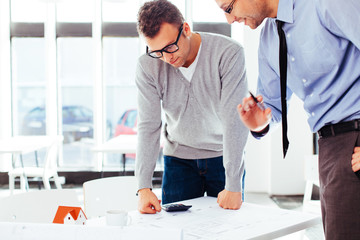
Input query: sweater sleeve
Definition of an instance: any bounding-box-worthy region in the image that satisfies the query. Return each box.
[219,45,249,193]
[135,59,162,190]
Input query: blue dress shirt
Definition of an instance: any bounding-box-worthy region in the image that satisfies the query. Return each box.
[257,0,360,132]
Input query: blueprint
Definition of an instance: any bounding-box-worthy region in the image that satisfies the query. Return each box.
[128,196,320,240]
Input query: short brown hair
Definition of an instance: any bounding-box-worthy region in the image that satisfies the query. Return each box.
[137,0,184,38]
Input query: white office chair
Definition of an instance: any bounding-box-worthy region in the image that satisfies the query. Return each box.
[303,154,321,214]
[83,176,138,218]
[8,136,64,195]
[0,189,80,223]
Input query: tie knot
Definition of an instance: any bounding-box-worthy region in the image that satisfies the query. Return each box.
[276,20,285,35]
[276,20,284,28]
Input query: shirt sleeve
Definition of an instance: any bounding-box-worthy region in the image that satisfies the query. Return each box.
[317,0,360,50]
[251,124,270,139]
[219,45,249,193]
[135,59,162,190]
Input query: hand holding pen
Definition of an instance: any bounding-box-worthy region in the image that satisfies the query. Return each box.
[249,91,266,111]
[237,91,272,132]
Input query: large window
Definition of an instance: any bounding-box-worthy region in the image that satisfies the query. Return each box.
[101,0,140,169]
[5,0,237,172]
[57,38,95,167]
[12,38,46,137]
[192,0,231,37]
[103,37,139,143]
[9,0,48,166]
[11,38,48,167]
[11,0,46,23]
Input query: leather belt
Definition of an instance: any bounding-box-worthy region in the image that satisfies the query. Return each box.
[318,119,360,138]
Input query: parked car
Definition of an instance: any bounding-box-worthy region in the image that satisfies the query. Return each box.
[114,109,137,159]
[22,105,112,143]
[114,109,138,136]
[114,109,163,162]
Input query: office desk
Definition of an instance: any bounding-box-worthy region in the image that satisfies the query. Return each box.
[0,136,53,158]
[91,135,137,174]
[87,196,320,240]
[0,196,320,240]
[92,135,137,154]
[129,196,320,240]
[0,223,182,240]
[0,136,55,190]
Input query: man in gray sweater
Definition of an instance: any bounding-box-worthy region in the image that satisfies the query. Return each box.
[135,0,249,214]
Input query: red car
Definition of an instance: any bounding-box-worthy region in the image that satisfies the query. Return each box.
[114,109,138,136]
[114,109,163,162]
[114,109,138,159]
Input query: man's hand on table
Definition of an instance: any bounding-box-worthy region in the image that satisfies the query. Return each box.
[137,188,161,214]
[217,189,242,210]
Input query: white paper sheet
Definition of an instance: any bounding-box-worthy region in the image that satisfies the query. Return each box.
[128,196,320,240]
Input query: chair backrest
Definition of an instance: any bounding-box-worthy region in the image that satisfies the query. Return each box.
[304,154,319,182]
[83,176,138,218]
[0,189,80,223]
[44,136,63,172]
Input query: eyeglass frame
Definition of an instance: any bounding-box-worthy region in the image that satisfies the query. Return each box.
[224,0,236,14]
[146,25,184,59]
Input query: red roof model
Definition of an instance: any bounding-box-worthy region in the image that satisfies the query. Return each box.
[53,206,87,225]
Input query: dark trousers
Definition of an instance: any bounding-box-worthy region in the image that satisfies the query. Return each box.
[161,155,245,204]
[318,131,360,240]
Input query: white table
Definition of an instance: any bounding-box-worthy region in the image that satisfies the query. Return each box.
[0,136,55,190]
[86,196,321,240]
[92,135,137,154]
[0,222,182,240]
[131,196,321,240]
[91,135,137,174]
[0,196,321,240]
[0,136,54,156]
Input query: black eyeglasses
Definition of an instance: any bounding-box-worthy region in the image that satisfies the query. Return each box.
[146,25,183,58]
[225,0,236,14]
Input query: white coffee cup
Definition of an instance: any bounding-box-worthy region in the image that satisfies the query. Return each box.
[106,210,131,226]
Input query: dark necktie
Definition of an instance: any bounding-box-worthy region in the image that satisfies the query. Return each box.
[276,20,289,158]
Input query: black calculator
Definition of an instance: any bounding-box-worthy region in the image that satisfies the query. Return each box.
[161,203,192,212]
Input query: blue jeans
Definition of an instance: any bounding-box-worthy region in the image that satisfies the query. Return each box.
[161,155,245,204]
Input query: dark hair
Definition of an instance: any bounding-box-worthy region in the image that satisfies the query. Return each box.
[137,0,184,38]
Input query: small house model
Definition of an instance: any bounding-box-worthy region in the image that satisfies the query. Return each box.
[53,206,87,225]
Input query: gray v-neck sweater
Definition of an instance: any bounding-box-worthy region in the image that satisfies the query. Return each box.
[135,32,249,192]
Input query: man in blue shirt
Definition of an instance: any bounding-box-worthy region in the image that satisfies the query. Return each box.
[215,0,360,239]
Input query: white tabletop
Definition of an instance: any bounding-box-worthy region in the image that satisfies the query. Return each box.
[0,222,182,240]
[86,196,321,240]
[0,196,320,240]
[91,135,137,154]
[130,196,320,240]
[0,136,54,155]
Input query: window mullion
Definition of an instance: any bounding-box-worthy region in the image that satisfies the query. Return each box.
[93,0,104,171]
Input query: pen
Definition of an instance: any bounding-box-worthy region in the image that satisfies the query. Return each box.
[249,91,265,111]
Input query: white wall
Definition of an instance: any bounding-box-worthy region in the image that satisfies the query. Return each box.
[268,95,313,195]
[238,24,313,195]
